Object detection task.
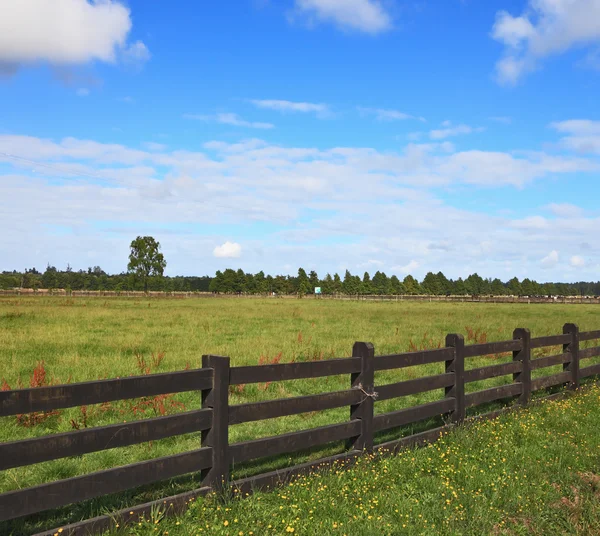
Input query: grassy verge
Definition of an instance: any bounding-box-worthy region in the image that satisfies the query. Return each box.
[110,384,600,536]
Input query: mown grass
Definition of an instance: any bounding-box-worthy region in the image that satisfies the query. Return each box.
[111,384,600,536]
[1,297,600,534]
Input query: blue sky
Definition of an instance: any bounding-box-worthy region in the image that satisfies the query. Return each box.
[1,0,600,282]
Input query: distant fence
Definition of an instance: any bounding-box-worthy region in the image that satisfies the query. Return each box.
[1,324,600,535]
[2,289,600,304]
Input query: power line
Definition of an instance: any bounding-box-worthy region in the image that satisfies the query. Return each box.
[0,151,121,186]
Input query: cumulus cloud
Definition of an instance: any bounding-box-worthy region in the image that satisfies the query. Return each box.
[214,241,242,258]
[357,107,425,122]
[250,99,329,116]
[0,0,149,73]
[184,113,274,129]
[570,255,586,267]
[541,250,559,268]
[292,0,392,34]
[491,0,600,84]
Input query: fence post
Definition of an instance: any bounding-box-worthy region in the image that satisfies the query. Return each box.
[348,342,375,452]
[512,328,531,405]
[445,334,465,423]
[201,354,230,491]
[563,323,580,390]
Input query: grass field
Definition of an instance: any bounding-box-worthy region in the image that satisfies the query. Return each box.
[113,384,600,536]
[1,296,600,534]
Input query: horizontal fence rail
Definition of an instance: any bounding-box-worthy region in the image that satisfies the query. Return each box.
[1,323,600,535]
[0,368,213,417]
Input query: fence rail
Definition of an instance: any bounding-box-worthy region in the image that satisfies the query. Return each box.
[1,323,600,535]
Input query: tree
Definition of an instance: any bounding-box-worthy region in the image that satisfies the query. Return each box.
[127,236,167,292]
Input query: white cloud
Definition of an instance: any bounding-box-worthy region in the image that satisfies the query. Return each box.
[214,241,242,258]
[250,99,329,116]
[541,250,559,268]
[76,87,89,97]
[429,123,484,140]
[511,215,549,230]
[1,132,600,280]
[546,203,583,218]
[142,142,167,152]
[357,107,425,122]
[0,0,149,73]
[119,96,135,104]
[121,40,151,70]
[184,113,274,129]
[570,255,586,267]
[491,0,600,84]
[550,119,600,154]
[393,260,420,274]
[292,0,392,34]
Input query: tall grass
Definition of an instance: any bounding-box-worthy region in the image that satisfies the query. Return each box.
[1,297,600,533]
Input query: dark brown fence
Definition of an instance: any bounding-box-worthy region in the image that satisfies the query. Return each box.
[1,323,600,535]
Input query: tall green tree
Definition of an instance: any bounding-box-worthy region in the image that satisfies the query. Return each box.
[127,236,167,292]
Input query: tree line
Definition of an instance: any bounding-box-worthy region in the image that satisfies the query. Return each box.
[2,236,597,297]
[2,266,599,297]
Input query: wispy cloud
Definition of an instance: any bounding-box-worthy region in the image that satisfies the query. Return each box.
[184,113,274,129]
[250,99,329,116]
[291,0,392,34]
[76,88,90,97]
[429,121,485,140]
[550,119,600,154]
[358,107,426,122]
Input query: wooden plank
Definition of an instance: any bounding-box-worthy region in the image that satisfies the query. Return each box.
[580,363,600,378]
[531,371,572,392]
[464,383,522,409]
[230,420,361,464]
[463,361,522,383]
[374,425,450,455]
[513,327,531,406]
[374,347,454,372]
[0,409,212,470]
[463,339,522,358]
[579,330,600,342]
[445,334,465,423]
[0,447,212,521]
[35,486,212,536]
[0,368,213,417]
[230,357,360,385]
[530,353,570,371]
[201,355,230,491]
[579,346,600,360]
[231,450,363,496]
[563,324,580,390]
[376,373,455,401]
[373,398,455,433]
[348,341,375,452]
[530,334,571,349]
[229,389,363,425]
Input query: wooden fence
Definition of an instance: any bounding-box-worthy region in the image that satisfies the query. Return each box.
[1,324,600,535]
